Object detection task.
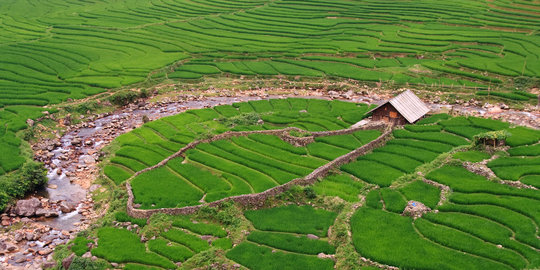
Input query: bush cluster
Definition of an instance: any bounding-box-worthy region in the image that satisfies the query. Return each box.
[0,161,47,211]
[108,89,148,106]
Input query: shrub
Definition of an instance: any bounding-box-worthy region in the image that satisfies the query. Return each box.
[473,130,510,146]
[71,237,92,256]
[109,90,142,106]
[0,161,47,199]
[217,112,261,128]
[0,191,10,212]
[67,256,108,270]
[303,186,317,199]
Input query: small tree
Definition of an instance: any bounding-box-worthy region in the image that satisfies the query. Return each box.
[473,130,510,147]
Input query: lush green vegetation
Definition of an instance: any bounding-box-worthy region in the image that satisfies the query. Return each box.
[81,101,540,270]
[90,215,233,269]
[227,242,334,270]
[105,99,377,209]
[1,0,538,184]
[244,205,337,237]
[453,150,491,162]
[91,228,176,268]
[228,205,336,269]
[0,161,47,211]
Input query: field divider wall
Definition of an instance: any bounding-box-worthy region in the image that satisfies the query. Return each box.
[126,121,391,218]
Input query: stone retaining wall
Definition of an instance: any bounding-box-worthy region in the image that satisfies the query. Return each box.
[127,122,391,218]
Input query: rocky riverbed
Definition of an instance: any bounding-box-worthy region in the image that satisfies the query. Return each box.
[1,88,538,269]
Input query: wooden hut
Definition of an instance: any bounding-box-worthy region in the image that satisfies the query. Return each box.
[368,90,430,125]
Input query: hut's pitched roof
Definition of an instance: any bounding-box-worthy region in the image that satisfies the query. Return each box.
[368,90,430,123]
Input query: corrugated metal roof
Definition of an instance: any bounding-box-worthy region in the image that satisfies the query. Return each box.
[368,90,430,123]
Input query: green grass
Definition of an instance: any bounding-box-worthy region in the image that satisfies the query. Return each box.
[426,166,540,200]
[350,208,506,269]
[104,165,132,185]
[226,242,334,270]
[341,160,404,187]
[508,144,540,156]
[244,205,337,237]
[172,216,227,237]
[398,181,440,209]
[247,230,335,255]
[380,188,407,213]
[147,238,193,262]
[414,218,525,269]
[115,211,147,227]
[91,228,175,269]
[312,174,364,202]
[453,150,491,162]
[131,166,204,209]
[416,113,451,125]
[71,237,92,256]
[505,127,540,147]
[211,238,233,250]
[393,130,470,146]
[162,228,210,253]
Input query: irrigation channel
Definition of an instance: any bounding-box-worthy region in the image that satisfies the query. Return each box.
[2,90,539,268]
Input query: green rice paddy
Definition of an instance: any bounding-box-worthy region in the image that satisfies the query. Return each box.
[86,99,540,269]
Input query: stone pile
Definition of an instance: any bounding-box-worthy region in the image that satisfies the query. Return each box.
[402,201,431,219]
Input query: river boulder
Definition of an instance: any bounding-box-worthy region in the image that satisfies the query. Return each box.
[14,198,41,217]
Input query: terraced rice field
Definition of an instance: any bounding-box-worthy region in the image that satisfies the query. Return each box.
[339,115,540,270]
[104,98,377,208]
[90,216,231,269]
[1,0,539,176]
[227,205,337,270]
[89,100,540,269]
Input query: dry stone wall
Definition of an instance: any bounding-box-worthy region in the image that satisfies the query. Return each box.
[127,122,391,218]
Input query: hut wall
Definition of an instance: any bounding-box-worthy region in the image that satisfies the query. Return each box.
[371,103,408,125]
